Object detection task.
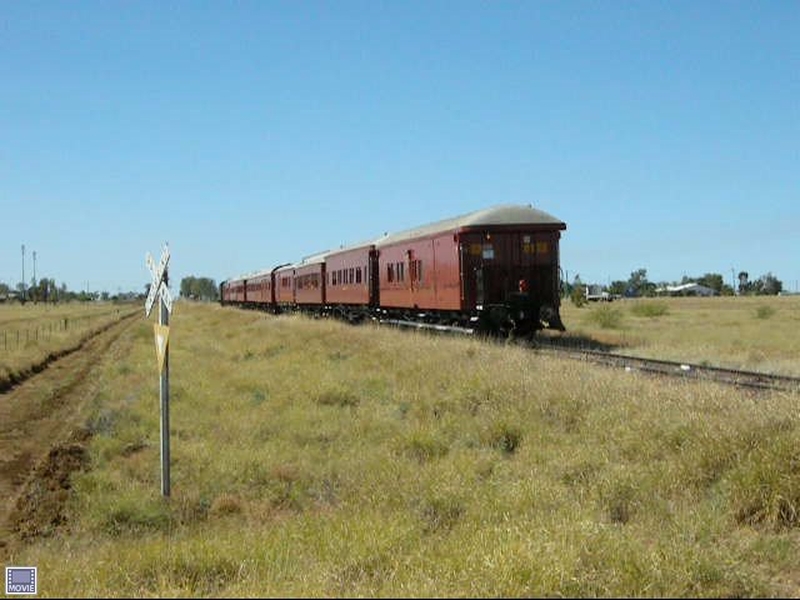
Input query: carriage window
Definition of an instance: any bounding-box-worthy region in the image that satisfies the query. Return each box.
[349,268,354,284]
[387,264,394,282]
[398,262,405,282]
[355,267,362,284]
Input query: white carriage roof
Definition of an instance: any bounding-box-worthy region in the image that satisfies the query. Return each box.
[225,204,564,282]
[225,267,272,284]
[325,236,384,258]
[297,250,331,266]
[374,204,565,248]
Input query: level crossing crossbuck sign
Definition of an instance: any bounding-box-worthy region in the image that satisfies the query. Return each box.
[145,245,172,317]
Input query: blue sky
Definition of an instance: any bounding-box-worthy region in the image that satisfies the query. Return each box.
[2,1,798,294]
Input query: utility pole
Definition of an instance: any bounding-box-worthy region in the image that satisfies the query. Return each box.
[21,244,25,302]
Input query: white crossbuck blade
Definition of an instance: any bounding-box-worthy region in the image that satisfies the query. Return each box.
[145,245,171,317]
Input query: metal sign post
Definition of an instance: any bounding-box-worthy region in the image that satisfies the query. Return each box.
[145,244,173,497]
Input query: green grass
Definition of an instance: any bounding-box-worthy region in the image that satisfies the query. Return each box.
[9,303,800,596]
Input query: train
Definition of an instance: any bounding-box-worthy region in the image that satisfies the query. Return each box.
[220,204,567,336]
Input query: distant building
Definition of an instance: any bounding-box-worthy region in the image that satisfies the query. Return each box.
[656,283,717,297]
[585,284,613,301]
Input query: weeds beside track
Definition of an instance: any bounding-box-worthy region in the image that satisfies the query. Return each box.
[380,318,800,394]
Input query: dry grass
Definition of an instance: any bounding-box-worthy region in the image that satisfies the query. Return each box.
[558,295,800,375]
[7,302,800,597]
[0,302,138,382]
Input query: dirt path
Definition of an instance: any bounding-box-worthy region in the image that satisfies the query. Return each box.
[0,312,139,559]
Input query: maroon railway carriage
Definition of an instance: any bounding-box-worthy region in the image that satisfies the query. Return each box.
[221,204,566,335]
[244,269,273,308]
[221,276,246,305]
[324,242,378,321]
[375,204,566,333]
[274,264,296,310]
[294,252,327,309]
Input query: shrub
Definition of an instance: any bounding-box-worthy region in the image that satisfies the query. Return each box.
[571,285,587,307]
[754,305,775,320]
[315,387,359,408]
[209,493,244,516]
[405,430,450,463]
[586,305,624,329]
[419,493,465,532]
[630,301,670,318]
[483,421,523,454]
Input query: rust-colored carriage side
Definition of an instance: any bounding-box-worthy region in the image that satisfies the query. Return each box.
[294,253,327,307]
[325,243,377,308]
[377,233,461,312]
[245,270,273,307]
[222,277,247,304]
[274,264,296,309]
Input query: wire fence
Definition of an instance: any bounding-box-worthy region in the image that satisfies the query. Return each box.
[1,313,117,351]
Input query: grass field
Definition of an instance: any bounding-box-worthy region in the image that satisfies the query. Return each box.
[4,301,800,597]
[556,295,800,376]
[0,302,138,384]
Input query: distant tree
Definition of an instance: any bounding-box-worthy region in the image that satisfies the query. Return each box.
[0,282,9,296]
[180,276,195,299]
[737,271,749,294]
[697,273,724,294]
[608,280,627,296]
[32,278,51,303]
[758,272,783,296]
[627,268,656,297]
[28,277,37,303]
[180,276,218,301]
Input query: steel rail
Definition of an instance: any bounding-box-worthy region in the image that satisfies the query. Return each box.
[531,344,800,393]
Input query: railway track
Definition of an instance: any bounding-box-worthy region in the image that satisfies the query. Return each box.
[532,342,800,393]
[379,318,800,393]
